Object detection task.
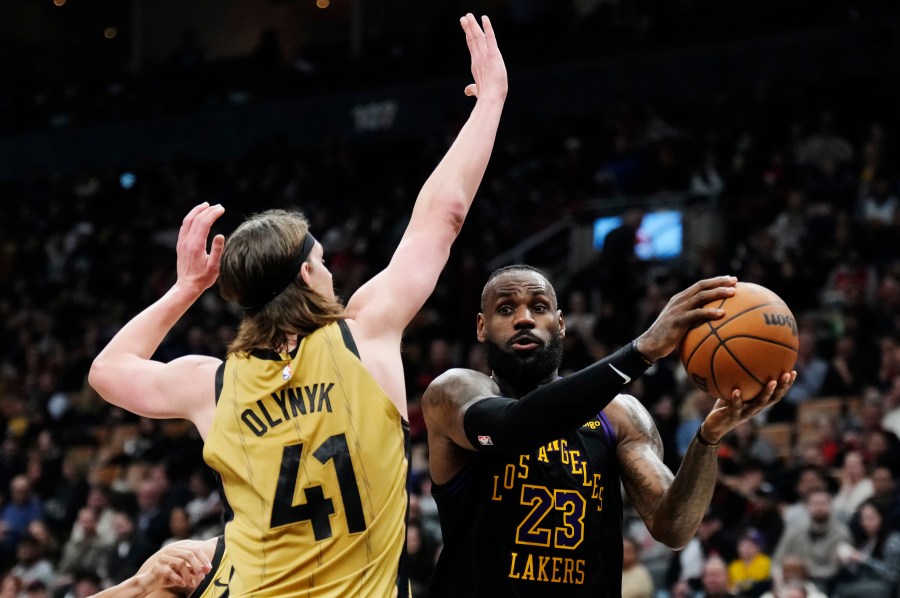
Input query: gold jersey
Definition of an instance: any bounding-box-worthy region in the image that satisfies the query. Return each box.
[191,536,232,598]
[204,321,409,597]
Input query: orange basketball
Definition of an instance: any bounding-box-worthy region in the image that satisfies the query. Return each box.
[679,282,799,400]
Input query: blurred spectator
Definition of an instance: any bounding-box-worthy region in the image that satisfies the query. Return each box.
[773,489,851,590]
[56,508,109,582]
[621,535,654,598]
[781,466,831,530]
[9,536,55,590]
[833,499,900,598]
[759,555,827,598]
[407,521,437,598]
[56,570,102,598]
[727,529,771,597]
[99,510,153,586]
[162,506,194,546]
[0,476,43,562]
[853,466,900,534]
[833,451,874,524]
[772,331,827,422]
[184,469,223,538]
[133,478,170,549]
[698,555,736,598]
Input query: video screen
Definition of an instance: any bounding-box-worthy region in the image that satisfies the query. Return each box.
[592,210,683,260]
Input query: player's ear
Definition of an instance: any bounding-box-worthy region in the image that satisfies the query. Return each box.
[476,313,487,343]
[299,261,311,286]
[557,310,566,338]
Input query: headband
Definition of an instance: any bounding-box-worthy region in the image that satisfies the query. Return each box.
[238,232,317,311]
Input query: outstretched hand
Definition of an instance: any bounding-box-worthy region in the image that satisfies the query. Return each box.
[701,371,797,444]
[460,14,508,101]
[635,276,738,362]
[176,202,225,295]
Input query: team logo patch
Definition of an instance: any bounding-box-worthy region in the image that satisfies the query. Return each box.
[282,365,292,381]
[477,435,493,446]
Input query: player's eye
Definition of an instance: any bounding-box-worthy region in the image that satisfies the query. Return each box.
[532,303,547,313]
[497,305,513,315]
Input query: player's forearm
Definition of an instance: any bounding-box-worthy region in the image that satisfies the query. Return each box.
[96,283,202,361]
[650,431,719,548]
[92,574,154,598]
[410,97,505,233]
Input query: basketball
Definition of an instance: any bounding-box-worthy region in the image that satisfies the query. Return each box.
[679,282,799,400]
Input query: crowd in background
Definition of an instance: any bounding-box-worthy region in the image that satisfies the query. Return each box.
[0,7,900,598]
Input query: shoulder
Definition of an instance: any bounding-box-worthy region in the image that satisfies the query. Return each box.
[423,369,496,406]
[422,369,498,433]
[603,394,659,445]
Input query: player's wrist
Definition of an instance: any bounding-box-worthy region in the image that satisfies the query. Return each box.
[696,424,722,448]
[632,337,662,364]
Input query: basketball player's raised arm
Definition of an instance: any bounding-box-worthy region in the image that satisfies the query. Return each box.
[89,203,225,426]
[91,539,215,598]
[345,14,507,336]
[615,372,795,549]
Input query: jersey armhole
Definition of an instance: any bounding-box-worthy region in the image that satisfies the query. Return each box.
[337,319,360,359]
[188,535,226,597]
[214,362,225,405]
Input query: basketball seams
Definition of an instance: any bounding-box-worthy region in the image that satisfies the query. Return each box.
[682,282,799,401]
[682,300,791,369]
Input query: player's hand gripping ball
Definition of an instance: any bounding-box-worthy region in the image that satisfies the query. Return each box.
[680,282,799,400]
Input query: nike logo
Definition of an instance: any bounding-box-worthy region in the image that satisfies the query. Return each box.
[609,364,631,384]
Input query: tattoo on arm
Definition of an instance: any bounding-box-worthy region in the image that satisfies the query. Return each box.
[618,400,672,527]
[617,397,720,548]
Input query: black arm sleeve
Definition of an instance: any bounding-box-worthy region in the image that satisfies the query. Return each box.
[463,341,652,454]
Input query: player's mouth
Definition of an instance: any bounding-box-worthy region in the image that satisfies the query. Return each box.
[509,334,542,351]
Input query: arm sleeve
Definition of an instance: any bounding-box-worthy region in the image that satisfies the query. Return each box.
[463,341,652,453]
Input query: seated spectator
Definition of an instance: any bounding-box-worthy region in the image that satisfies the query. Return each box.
[622,535,654,598]
[833,450,874,524]
[759,555,826,598]
[833,499,900,598]
[698,555,736,598]
[99,510,154,586]
[728,529,771,597]
[56,507,110,583]
[8,536,54,590]
[0,476,43,562]
[851,466,900,533]
[773,489,851,591]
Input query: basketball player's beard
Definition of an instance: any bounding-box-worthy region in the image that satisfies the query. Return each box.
[484,333,564,398]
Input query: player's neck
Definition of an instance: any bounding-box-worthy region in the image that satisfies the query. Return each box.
[491,370,559,398]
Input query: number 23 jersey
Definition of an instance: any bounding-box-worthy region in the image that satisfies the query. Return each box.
[431,411,623,597]
[203,320,409,597]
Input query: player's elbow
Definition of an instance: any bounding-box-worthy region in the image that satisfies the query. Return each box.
[651,525,694,551]
[433,192,469,237]
[88,354,117,399]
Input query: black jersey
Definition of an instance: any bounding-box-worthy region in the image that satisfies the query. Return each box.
[430,410,623,597]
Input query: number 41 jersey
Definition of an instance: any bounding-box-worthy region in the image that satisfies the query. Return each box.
[431,411,623,597]
[204,320,409,597]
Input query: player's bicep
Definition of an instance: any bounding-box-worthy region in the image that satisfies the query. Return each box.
[613,397,673,526]
[90,353,219,421]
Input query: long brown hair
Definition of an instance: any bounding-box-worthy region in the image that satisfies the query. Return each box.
[218,210,344,355]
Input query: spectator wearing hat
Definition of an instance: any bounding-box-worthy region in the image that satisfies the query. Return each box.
[728,529,772,597]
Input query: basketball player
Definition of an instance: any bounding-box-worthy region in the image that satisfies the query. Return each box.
[423,266,796,597]
[89,13,507,596]
[92,536,230,597]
